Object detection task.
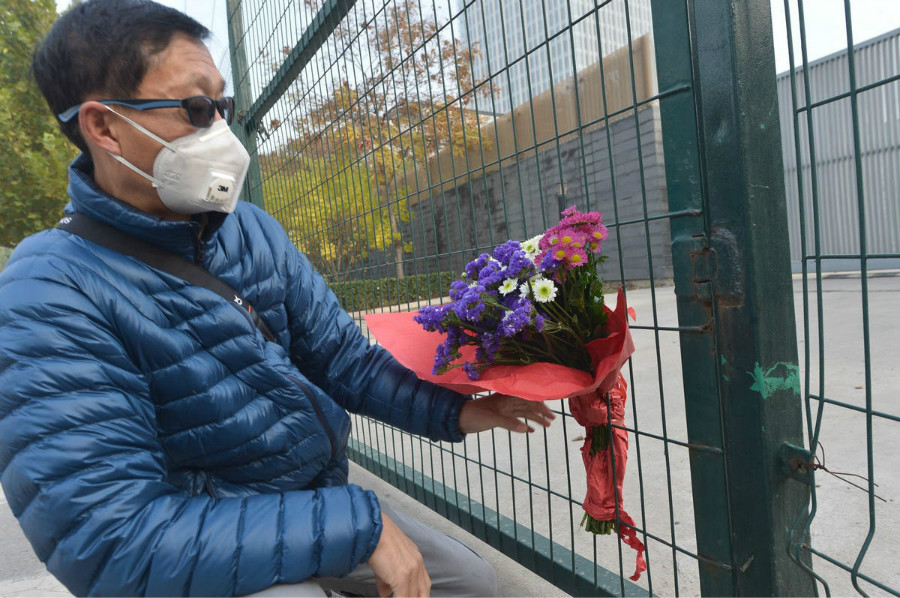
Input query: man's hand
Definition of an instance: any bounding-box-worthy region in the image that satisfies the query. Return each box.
[368,513,431,597]
[458,393,556,434]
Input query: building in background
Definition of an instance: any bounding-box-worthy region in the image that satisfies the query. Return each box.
[777,27,900,271]
[456,0,652,114]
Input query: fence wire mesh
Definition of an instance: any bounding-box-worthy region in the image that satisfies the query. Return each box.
[229,1,696,594]
[227,0,898,595]
[776,3,900,596]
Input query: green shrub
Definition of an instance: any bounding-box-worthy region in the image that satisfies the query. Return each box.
[329,271,457,312]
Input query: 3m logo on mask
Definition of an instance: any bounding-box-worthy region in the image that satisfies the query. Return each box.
[205,171,238,207]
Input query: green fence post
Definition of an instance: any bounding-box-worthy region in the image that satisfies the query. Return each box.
[226,0,264,209]
[651,0,815,595]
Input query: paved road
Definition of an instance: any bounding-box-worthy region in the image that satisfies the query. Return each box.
[1,273,897,596]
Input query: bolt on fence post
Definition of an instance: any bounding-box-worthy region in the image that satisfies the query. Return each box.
[226,0,264,209]
[650,0,816,595]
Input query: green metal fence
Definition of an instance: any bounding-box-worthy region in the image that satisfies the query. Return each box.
[775,3,900,597]
[226,0,898,594]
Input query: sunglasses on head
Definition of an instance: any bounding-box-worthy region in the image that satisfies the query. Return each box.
[58,95,236,128]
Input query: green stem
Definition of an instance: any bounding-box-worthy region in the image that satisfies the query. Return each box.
[589,424,610,456]
[580,512,618,535]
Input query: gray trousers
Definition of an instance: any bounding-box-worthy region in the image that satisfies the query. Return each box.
[247,499,497,597]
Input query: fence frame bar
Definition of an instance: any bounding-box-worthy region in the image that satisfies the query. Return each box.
[226,0,264,207]
[650,0,816,594]
[348,439,649,597]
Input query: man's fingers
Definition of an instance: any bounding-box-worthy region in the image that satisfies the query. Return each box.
[375,575,392,597]
[499,396,556,427]
[391,568,430,597]
[459,394,558,434]
[368,514,431,597]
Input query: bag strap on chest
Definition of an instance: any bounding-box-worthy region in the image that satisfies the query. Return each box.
[58,212,278,344]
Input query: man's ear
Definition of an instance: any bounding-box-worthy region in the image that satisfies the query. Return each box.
[78,101,123,155]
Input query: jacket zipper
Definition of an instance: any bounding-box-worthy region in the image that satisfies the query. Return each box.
[204,477,217,499]
[193,215,208,265]
[287,374,337,458]
[184,216,335,464]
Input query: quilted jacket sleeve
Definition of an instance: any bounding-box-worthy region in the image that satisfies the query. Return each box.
[272,218,469,442]
[0,249,382,597]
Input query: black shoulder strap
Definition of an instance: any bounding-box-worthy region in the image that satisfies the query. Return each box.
[58,212,277,344]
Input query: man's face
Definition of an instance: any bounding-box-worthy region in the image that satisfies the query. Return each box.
[105,33,227,217]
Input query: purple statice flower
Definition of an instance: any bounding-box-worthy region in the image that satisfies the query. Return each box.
[534,314,545,331]
[432,327,467,375]
[413,304,449,333]
[464,253,492,280]
[538,254,560,275]
[504,249,535,280]
[479,331,500,362]
[478,260,504,287]
[492,240,522,265]
[453,284,487,322]
[498,297,533,338]
[462,361,481,380]
[446,326,462,346]
[500,292,521,310]
[449,279,469,301]
[432,339,454,374]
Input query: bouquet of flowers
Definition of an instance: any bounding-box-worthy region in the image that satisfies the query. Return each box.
[365,207,645,580]
[413,207,609,381]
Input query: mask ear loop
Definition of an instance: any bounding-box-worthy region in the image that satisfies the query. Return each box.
[104,106,175,188]
[105,105,176,149]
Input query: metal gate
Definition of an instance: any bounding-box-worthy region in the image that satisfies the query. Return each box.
[226,0,899,594]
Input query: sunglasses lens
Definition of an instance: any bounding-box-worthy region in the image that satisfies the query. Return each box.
[218,97,235,125]
[186,96,216,127]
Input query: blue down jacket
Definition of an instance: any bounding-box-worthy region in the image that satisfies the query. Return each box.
[0,155,467,596]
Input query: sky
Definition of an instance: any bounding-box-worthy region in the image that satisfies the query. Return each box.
[771,0,900,72]
[54,0,899,89]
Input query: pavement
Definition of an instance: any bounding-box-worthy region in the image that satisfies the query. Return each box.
[0,272,897,597]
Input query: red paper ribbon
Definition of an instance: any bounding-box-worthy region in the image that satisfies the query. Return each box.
[571,376,646,581]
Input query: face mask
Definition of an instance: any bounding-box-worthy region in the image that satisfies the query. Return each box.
[106,107,251,215]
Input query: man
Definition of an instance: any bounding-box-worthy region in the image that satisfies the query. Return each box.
[0,1,555,596]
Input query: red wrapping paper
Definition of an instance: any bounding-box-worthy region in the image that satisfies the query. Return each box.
[570,375,647,581]
[364,288,635,401]
[364,287,645,580]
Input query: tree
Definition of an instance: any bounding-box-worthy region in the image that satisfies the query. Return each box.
[260,0,495,279]
[0,0,78,248]
[260,138,411,282]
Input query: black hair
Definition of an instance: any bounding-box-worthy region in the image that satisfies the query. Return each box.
[32,0,211,154]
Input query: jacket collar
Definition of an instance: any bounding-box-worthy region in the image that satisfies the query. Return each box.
[65,154,228,262]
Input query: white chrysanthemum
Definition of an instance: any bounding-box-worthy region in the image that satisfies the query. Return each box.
[521,234,543,262]
[532,278,558,303]
[519,283,531,298]
[499,278,518,295]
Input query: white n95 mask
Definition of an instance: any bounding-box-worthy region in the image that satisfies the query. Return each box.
[106,106,251,215]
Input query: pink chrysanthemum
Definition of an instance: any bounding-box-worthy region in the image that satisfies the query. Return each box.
[556,207,607,253]
[536,206,608,270]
